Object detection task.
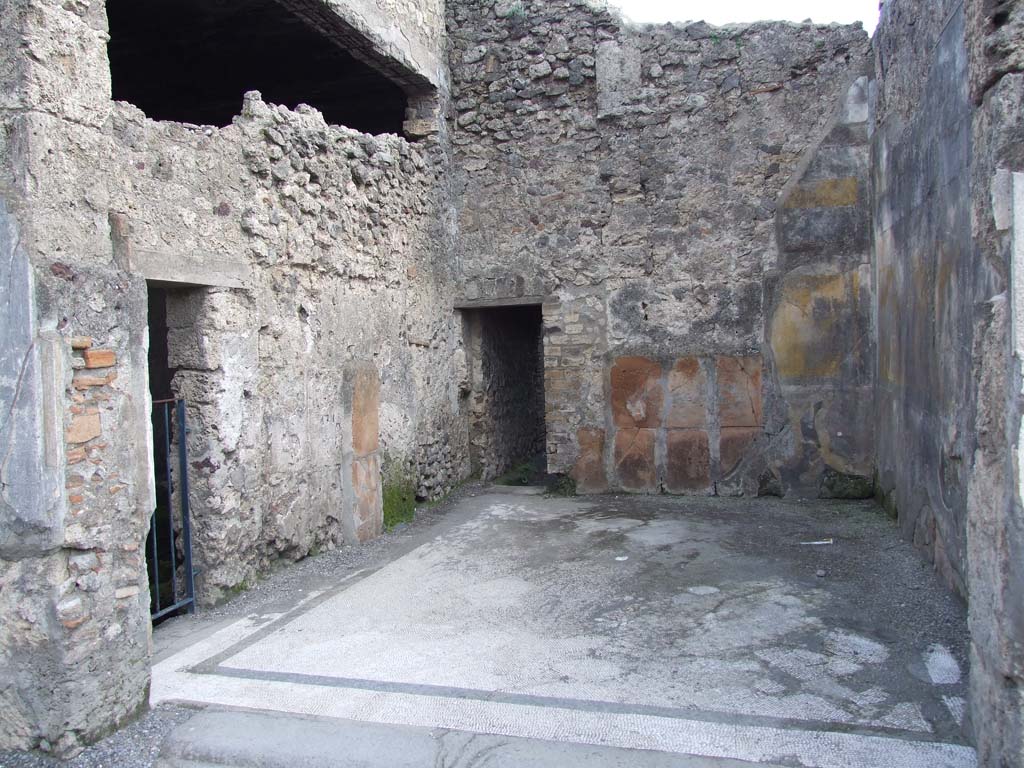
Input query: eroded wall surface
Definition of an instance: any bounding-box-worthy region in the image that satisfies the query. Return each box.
[0,0,467,755]
[872,0,1024,762]
[447,0,873,496]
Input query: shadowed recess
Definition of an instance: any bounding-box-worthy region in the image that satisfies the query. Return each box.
[106,0,410,135]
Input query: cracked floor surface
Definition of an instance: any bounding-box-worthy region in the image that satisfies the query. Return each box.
[152,489,974,767]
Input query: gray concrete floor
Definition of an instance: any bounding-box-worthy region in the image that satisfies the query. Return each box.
[151,489,974,767]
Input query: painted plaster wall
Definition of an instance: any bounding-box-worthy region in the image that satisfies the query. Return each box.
[872,0,1024,762]
[873,0,977,598]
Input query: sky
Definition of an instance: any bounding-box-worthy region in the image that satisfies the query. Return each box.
[612,0,881,34]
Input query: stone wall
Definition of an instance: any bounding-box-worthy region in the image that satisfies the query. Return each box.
[872,0,1024,763]
[0,0,468,756]
[447,0,873,496]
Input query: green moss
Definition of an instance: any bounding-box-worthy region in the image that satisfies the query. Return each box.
[382,457,417,530]
[878,485,899,520]
[224,579,252,598]
[494,460,536,486]
[820,467,875,500]
[545,475,577,497]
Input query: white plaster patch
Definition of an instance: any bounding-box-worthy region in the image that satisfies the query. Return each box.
[624,519,696,548]
[943,695,967,726]
[1013,173,1024,360]
[824,630,890,665]
[688,586,720,596]
[1013,173,1024,504]
[879,702,932,733]
[574,516,644,535]
[992,169,1013,231]
[924,645,962,685]
[826,658,863,677]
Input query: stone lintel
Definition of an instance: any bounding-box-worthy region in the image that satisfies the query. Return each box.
[454,296,545,310]
[129,248,252,290]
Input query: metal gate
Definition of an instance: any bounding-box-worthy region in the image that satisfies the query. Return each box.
[148,398,196,620]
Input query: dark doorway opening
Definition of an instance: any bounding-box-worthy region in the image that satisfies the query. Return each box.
[146,284,196,623]
[106,0,413,135]
[463,305,547,482]
[148,285,174,403]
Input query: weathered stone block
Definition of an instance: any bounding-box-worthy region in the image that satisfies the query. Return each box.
[351,367,380,458]
[73,371,116,390]
[613,427,657,491]
[610,356,664,429]
[717,356,763,428]
[666,357,707,429]
[720,427,760,477]
[571,427,607,493]
[665,429,711,493]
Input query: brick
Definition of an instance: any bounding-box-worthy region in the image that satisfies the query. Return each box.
[83,348,116,369]
[114,586,140,599]
[717,356,763,428]
[571,427,607,493]
[66,412,101,444]
[70,336,93,350]
[665,429,711,493]
[73,371,117,389]
[666,357,707,429]
[610,356,664,428]
[613,428,657,491]
[720,427,760,476]
[66,448,87,464]
[351,368,380,457]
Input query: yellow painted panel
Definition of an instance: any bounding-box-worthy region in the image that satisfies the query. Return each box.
[783,177,859,209]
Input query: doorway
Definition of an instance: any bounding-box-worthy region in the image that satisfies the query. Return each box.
[462,304,547,482]
[146,284,196,622]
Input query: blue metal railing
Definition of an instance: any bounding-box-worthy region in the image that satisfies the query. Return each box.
[149,398,196,620]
